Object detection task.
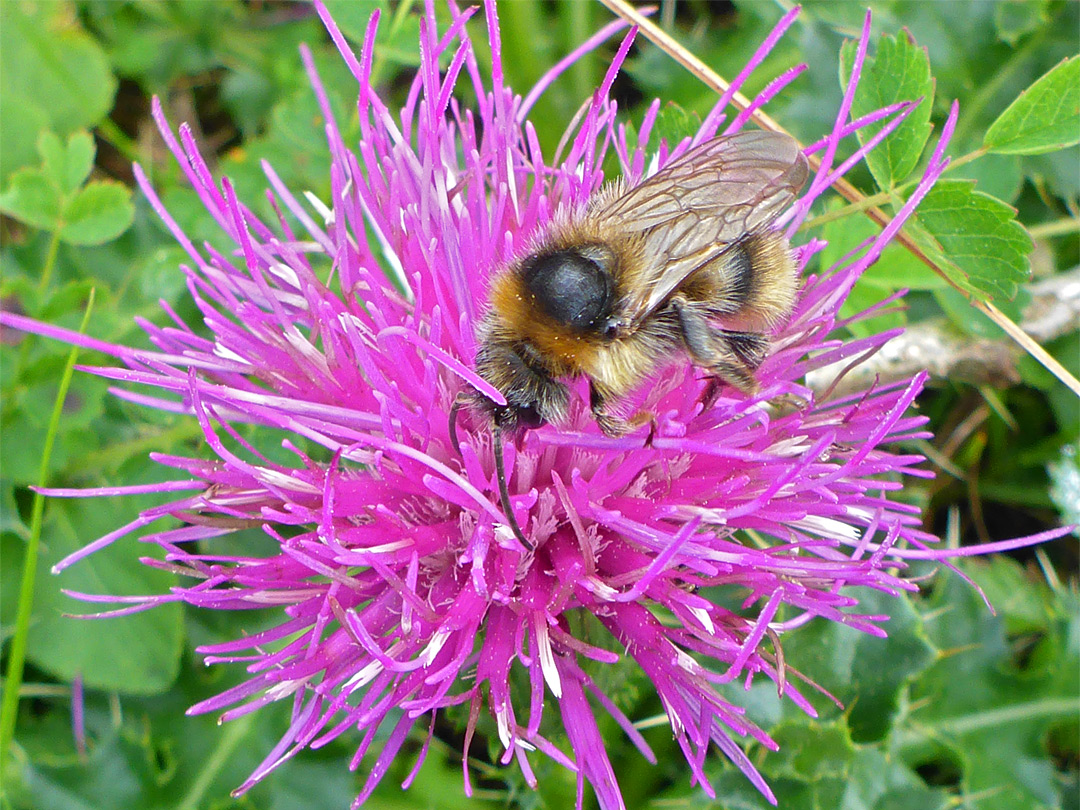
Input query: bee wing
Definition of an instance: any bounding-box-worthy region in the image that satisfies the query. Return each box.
[597,130,808,329]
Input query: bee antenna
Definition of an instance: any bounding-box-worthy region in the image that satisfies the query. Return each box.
[448,393,469,456]
[492,427,530,548]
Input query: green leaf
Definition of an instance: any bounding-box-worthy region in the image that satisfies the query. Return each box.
[994,0,1050,45]
[0,168,63,231]
[1047,444,1080,534]
[781,588,936,743]
[0,374,106,486]
[974,556,1060,635]
[646,102,703,150]
[0,131,129,244]
[821,204,950,292]
[59,182,135,246]
[0,93,50,182]
[950,152,1023,203]
[39,131,95,195]
[840,30,934,189]
[984,56,1080,155]
[771,721,853,780]
[842,749,950,810]
[907,180,1032,301]
[18,498,183,694]
[9,678,493,810]
[0,3,116,135]
[903,562,1078,810]
[817,202,950,339]
[36,132,67,188]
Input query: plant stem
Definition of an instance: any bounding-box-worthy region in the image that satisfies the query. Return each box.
[803,188,902,230]
[950,28,1047,147]
[37,229,62,294]
[175,713,255,810]
[96,117,141,165]
[802,147,986,231]
[0,290,96,774]
[1029,217,1080,239]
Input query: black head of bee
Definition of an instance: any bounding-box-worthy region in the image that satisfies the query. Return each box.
[521,246,615,332]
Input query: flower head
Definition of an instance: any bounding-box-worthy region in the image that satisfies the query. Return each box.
[3,3,1068,808]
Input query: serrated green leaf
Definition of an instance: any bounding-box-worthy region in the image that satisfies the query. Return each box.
[994,0,1050,45]
[951,152,1023,203]
[39,131,95,195]
[840,31,934,189]
[873,786,950,810]
[984,56,1080,155]
[781,588,936,743]
[0,168,63,231]
[975,556,1060,635]
[818,202,955,339]
[841,749,950,810]
[771,722,853,779]
[820,204,947,292]
[909,180,1032,301]
[903,563,1078,810]
[59,182,135,246]
[0,3,117,135]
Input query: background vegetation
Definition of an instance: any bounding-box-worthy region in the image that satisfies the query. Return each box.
[1,1,1076,809]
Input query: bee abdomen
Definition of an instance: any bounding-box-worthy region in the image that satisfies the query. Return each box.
[707,232,798,329]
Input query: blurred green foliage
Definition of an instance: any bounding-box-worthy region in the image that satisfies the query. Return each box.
[1,1,1076,809]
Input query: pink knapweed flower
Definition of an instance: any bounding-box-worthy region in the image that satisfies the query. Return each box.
[3,3,1069,808]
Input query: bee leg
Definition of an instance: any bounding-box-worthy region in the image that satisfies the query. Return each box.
[447,392,472,456]
[628,410,659,447]
[720,330,770,370]
[590,381,627,437]
[671,297,758,395]
[700,377,722,412]
[590,381,656,443]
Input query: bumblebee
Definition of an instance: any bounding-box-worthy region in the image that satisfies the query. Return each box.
[455,129,809,544]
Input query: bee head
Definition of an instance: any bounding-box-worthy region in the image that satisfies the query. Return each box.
[521,245,615,333]
[448,340,567,456]
[470,330,570,434]
[495,401,545,431]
